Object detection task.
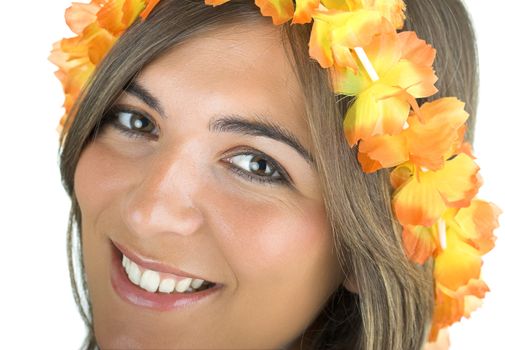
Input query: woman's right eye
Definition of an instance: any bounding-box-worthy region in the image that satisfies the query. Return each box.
[100,107,158,140]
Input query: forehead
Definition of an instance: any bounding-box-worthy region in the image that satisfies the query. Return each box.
[137,21,311,149]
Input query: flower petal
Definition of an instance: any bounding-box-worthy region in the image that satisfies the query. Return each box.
[402,224,436,264]
[382,59,438,98]
[392,167,447,226]
[407,98,469,170]
[368,0,406,29]
[358,132,408,170]
[393,152,481,226]
[205,0,232,5]
[139,0,161,19]
[64,1,101,34]
[293,0,321,24]
[434,229,482,292]
[390,164,412,189]
[398,31,436,66]
[124,0,149,25]
[309,9,388,71]
[356,149,383,173]
[429,279,489,342]
[97,0,128,36]
[344,83,410,145]
[432,152,481,208]
[254,0,295,25]
[454,199,501,254]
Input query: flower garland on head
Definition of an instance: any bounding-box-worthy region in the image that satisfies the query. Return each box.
[49,0,160,134]
[50,0,502,343]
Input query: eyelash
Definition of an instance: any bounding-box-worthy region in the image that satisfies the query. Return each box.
[223,151,290,187]
[99,106,291,187]
[100,105,159,140]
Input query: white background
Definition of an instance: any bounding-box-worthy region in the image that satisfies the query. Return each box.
[0,1,503,349]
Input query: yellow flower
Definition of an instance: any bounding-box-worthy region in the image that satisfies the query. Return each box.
[391,150,481,227]
[430,278,489,341]
[338,31,438,145]
[321,0,406,29]
[357,97,468,173]
[307,0,406,71]
[293,0,321,24]
[401,199,500,340]
[309,8,390,70]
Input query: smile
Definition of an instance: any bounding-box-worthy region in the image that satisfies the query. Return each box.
[109,240,222,311]
[121,254,214,293]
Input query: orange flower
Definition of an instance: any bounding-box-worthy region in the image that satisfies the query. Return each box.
[254,0,295,24]
[338,31,438,146]
[430,278,489,341]
[402,199,500,340]
[357,97,468,173]
[434,227,482,292]
[321,0,406,29]
[391,151,481,227]
[453,199,501,254]
[308,0,406,70]
[294,0,405,25]
[309,9,390,70]
[403,199,500,265]
[50,0,159,134]
[360,0,406,29]
[64,0,102,34]
[400,198,500,340]
[293,0,321,24]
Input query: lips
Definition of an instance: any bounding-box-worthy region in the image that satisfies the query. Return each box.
[109,240,223,311]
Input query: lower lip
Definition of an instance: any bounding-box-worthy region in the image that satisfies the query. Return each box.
[110,242,222,311]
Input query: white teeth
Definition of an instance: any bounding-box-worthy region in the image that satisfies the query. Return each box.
[122,255,131,269]
[175,278,193,292]
[191,278,204,289]
[158,278,176,293]
[140,269,161,292]
[121,254,208,293]
[127,261,142,285]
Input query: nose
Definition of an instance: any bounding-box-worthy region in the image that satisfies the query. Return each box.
[121,150,204,238]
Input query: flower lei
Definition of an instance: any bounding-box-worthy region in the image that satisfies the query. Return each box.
[50,0,501,343]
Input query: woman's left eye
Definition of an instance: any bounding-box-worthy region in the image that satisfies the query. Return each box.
[225,153,290,186]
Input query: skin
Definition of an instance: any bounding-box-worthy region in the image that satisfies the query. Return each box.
[74,21,345,349]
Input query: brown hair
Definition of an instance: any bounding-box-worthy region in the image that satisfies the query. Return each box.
[59,1,479,349]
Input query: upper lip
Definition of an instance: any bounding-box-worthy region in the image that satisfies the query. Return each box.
[112,240,214,283]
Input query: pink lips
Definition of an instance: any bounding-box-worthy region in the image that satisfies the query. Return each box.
[109,240,222,311]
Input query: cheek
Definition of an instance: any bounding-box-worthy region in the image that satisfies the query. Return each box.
[207,188,341,345]
[74,141,136,224]
[211,189,335,281]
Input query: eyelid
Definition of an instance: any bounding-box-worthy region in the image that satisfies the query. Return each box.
[103,104,160,139]
[224,147,294,184]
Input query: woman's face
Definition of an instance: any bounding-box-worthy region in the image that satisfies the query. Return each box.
[75,21,343,349]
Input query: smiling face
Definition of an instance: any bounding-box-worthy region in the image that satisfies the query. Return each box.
[74,21,343,349]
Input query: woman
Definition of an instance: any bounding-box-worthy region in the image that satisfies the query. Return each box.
[52,0,500,349]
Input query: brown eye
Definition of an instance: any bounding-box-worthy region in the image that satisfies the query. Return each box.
[117,111,155,133]
[228,154,283,180]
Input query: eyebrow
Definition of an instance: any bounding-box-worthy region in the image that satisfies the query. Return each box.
[209,115,314,166]
[123,81,315,167]
[125,81,166,116]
